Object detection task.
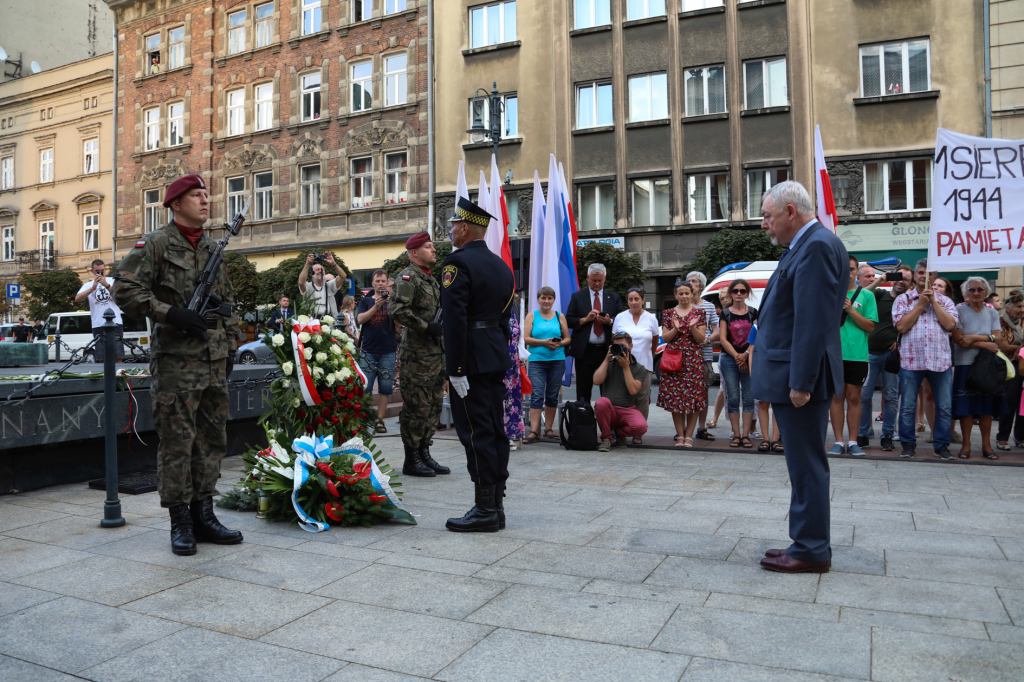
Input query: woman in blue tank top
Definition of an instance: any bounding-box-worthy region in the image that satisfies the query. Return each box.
[523,286,571,443]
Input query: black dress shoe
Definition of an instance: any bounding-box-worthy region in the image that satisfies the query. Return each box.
[495,481,506,530]
[190,498,244,544]
[446,485,500,533]
[169,504,197,556]
[402,442,436,477]
[760,553,831,573]
[419,444,450,475]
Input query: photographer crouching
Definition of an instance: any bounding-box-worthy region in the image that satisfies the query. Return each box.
[593,331,649,451]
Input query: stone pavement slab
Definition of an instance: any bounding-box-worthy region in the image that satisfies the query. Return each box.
[323,663,430,681]
[0,538,93,581]
[680,657,866,682]
[2,515,154,550]
[871,628,1024,682]
[365,527,526,564]
[197,544,370,592]
[493,540,665,582]
[586,525,739,559]
[87,527,249,569]
[11,555,200,606]
[645,555,820,602]
[0,655,87,682]
[726,537,886,575]
[0,582,60,617]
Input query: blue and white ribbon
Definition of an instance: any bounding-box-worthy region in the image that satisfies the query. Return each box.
[332,437,416,524]
[289,433,335,532]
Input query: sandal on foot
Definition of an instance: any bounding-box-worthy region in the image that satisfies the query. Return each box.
[542,429,558,441]
[984,451,999,460]
[772,440,785,453]
[523,431,540,444]
[995,442,1011,451]
[674,438,689,448]
[375,419,387,433]
[706,419,718,429]
[695,428,715,441]
[958,450,971,459]
[632,436,643,445]
[729,436,742,448]
[682,437,694,448]
[757,440,771,452]
[741,437,753,449]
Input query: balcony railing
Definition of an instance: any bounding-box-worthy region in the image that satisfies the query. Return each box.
[14,249,59,271]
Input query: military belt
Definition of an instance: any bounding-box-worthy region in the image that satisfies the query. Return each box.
[467,320,499,329]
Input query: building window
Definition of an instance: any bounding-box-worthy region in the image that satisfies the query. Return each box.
[255,83,273,130]
[688,173,728,223]
[146,33,161,74]
[627,0,665,20]
[505,190,519,235]
[302,0,321,35]
[85,98,91,110]
[300,164,320,214]
[351,62,372,112]
[168,103,185,146]
[351,157,373,208]
[468,94,518,140]
[860,40,930,97]
[577,82,613,128]
[681,0,722,10]
[747,167,789,219]
[354,0,371,22]
[40,221,54,258]
[168,27,185,69]
[84,138,99,174]
[628,73,668,122]
[256,3,274,47]
[685,65,726,116]
[385,0,407,14]
[254,171,273,220]
[744,58,787,109]
[1,225,13,261]
[1,156,13,190]
[864,158,931,213]
[470,1,516,49]
[84,213,100,251]
[145,108,160,150]
[227,176,245,218]
[632,178,670,227]
[578,183,614,231]
[301,72,321,121]
[227,90,245,136]
[384,54,407,107]
[40,149,54,183]
[92,97,97,108]
[575,0,610,29]
[385,152,408,204]
[144,189,162,232]
[229,10,246,55]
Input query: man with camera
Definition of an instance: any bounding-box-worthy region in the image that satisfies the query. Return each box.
[75,258,125,363]
[592,331,648,451]
[298,251,347,318]
[357,268,397,433]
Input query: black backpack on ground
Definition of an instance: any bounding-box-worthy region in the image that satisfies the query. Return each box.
[559,400,599,451]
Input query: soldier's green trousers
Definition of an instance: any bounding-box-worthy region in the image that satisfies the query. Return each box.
[399,349,445,448]
[152,354,230,508]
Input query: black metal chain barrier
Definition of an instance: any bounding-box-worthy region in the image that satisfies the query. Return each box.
[228,369,282,390]
[4,336,102,407]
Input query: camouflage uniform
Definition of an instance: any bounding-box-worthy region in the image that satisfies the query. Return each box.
[389,264,445,448]
[112,219,240,509]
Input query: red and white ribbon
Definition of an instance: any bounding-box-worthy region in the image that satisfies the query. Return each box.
[292,319,323,407]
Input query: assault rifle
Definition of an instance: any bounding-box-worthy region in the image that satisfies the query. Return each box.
[187,194,251,340]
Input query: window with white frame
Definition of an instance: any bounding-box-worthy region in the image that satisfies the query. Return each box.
[40,148,53,183]
[385,54,407,107]
[256,3,274,47]
[864,158,931,213]
[300,164,320,214]
[351,157,373,208]
[255,83,273,130]
[385,0,407,14]
[146,33,161,73]
[860,39,930,97]
[254,171,272,220]
[744,58,787,109]
[39,221,54,257]
[681,0,722,10]
[629,73,668,122]
[747,167,789,219]
[303,0,320,35]
[144,189,162,232]
[469,94,518,140]
[301,72,321,121]
[227,176,245,218]
[688,173,727,222]
[632,178,670,227]
[627,0,665,20]
[168,103,185,146]
[144,108,160,151]
[353,0,371,22]
[684,65,726,116]
[575,0,610,29]
[84,213,100,251]
[168,27,185,69]
[229,10,246,54]
[385,152,408,204]
[470,1,516,49]
[84,138,99,174]
[577,82,613,128]
[578,183,614,231]
[1,225,13,261]
[351,62,372,112]
[1,156,13,190]
[227,90,245,136]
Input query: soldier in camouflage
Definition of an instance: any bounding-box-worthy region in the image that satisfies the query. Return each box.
[112,174,244,556]
[388,232,449,477]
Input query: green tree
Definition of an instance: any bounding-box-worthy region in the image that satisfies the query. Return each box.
[684,229,784,281]
[223,251,260,319]
[382,241,453,290]
[18,269,87,319]
[574,242,644,298]
[256,251,355,315]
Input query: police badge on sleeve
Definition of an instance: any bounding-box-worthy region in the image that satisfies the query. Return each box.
[442,265,457,288]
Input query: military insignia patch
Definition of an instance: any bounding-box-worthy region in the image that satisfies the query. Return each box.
[135,240,146,248]
[442,265,457,288]
[401,274,411,280]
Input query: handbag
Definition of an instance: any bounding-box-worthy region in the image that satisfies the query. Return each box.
[883,334,902,374]
[703,359,716,387]
[996,350,1016,381]
[519,363,532,394]
[967,349,1008,395]
[660,348,683,374]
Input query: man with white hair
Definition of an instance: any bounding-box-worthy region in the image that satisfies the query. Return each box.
[751,180,847,574]
[687,270,719,441]
[566,263,623,402]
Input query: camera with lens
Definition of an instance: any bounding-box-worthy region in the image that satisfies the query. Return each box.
[610,342,628,357]
[885,272,905,282]
[379,289,390,300]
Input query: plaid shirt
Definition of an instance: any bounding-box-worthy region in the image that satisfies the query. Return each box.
[891,288,958,372]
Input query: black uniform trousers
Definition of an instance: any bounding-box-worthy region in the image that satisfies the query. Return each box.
[574,343,609,403]
[450,370,510,486]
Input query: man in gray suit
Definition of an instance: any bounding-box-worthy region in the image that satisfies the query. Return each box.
[751,181,847,574]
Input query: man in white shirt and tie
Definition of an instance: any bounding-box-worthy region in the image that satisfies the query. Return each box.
[566,263,623,402]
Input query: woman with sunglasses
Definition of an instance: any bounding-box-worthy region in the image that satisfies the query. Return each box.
[718,279,758,448]
[612,287,661,441]
[658,281,707,448]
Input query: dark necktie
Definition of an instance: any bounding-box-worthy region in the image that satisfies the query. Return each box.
[593,292,603,337]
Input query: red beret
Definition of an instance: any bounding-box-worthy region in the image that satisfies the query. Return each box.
[405,232,431,250]
[163,174,207,207]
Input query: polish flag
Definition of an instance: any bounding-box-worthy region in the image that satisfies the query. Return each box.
[487,153,515,275]
[814,125,838,233]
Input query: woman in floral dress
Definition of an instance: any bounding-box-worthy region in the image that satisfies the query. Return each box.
[504,311,525,442]
[657,281,708,448]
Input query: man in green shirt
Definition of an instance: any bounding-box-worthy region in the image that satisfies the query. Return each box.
[829,254,878,456]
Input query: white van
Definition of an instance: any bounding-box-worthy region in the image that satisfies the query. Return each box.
[44,311,152,362]
[703,259,896,309]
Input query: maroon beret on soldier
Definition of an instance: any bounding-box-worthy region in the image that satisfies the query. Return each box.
[163,174,207,208]
[405,232,431,250]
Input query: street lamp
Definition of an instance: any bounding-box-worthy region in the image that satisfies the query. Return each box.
[467,81,504,158]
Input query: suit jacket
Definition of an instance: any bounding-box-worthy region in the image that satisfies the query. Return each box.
[751,221,847,404]
[565,287,623,359]
[440,240,515,377]
[267,307,293,333]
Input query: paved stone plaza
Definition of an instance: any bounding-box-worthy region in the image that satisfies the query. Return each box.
[2,434,1024,682]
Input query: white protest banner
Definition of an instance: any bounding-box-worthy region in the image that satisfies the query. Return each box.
[928,128,1024,270]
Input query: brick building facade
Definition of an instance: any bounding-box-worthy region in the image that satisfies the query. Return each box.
[106,0,428,281]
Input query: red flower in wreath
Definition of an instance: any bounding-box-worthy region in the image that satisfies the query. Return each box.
[325,502,344,521]
[321,390,334,401]
[339,474,358,485]
[316,462,336,476]
[330,416,340,425]
[314,417,325,426]
[352,460,372,479]
[321,407,331,418]
[368,493,388,503]
[341,400,352,410]
[305,425,315,434]
[325,479,341,497]
[297,409,307,419]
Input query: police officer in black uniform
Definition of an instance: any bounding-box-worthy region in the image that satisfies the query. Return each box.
[441,197,515,533]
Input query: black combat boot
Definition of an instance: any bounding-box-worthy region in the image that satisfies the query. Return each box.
[419,443,450,475]
[494,480,506,530]
[402,442,436,477]
[445,485,500,533]
[190,498,244,544]
[169,504,197,556]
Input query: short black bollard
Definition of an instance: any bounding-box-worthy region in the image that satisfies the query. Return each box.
[54,332,61,363]
[101,308,125,528]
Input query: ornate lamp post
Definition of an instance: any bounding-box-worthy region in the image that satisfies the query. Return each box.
[467,82,503,158]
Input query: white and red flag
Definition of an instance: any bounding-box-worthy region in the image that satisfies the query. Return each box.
[814,125,838,233]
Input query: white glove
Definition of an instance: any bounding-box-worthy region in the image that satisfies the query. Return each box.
[449,375,470,399]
